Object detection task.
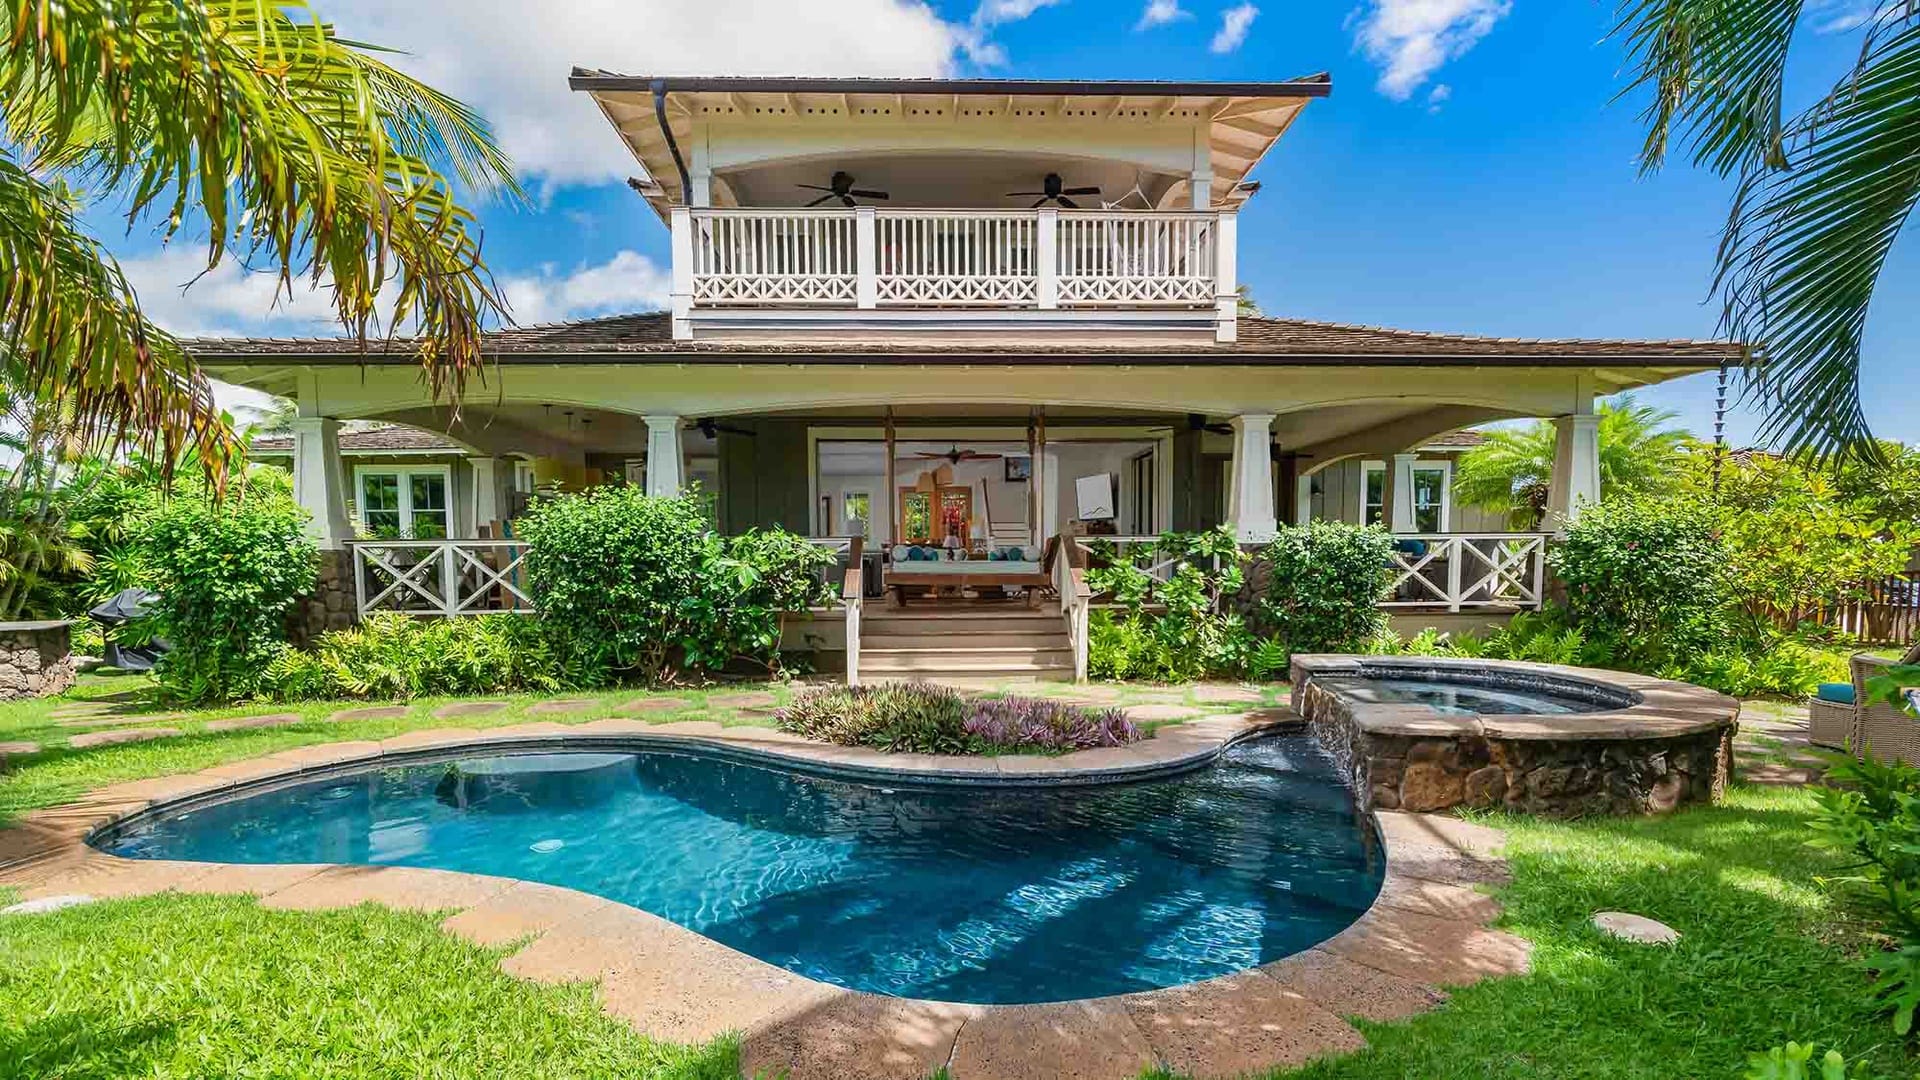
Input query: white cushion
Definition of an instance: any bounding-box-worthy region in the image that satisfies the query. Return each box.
[890,545,910,562]
[1021,545,1041,561]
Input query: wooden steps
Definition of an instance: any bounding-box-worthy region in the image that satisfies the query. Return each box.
[859,604,1074,681]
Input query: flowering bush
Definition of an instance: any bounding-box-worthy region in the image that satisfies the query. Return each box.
[777,681,1138,754]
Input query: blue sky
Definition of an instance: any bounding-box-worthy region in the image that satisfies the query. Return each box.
[105,0,1913,445]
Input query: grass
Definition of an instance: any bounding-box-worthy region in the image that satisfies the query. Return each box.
[0,892,736,1080]
[0,674,1270,826]
[1243,783,1907,1080]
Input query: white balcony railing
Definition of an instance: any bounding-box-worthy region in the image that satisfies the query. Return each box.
[672,206,1236,333]
[1382,534,1548,613]
[351,540,534,619]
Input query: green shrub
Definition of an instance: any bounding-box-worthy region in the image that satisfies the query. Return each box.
[517,487,833,683]
[1551,497,1728,668]
[1084,528,1262,682]
[1745,1042,1860,1080]
[132,487,317,703]
[1253,521,1394,654]
[1811,754,1920,1035]
[257,613,578,702]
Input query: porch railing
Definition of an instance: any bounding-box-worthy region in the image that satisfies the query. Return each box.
[1052,534,1094,682]
[1382,534,1548,613]
[678,207,1231,313]
[350,539,534,618]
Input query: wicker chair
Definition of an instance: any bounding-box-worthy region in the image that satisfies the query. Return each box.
[1807,695,1855,750]
[1850,643,1920,764]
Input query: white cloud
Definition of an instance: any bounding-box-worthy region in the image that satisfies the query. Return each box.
[1136,0,1189,30]
[1350,0,1510,101]
[1426,82,1451,112]
[119,244,670,339]
[315,0,973,186]
[958,0,1066,64]
[1807,0,1882,33]
[1210,2,1258,53]
[499,251,673,326]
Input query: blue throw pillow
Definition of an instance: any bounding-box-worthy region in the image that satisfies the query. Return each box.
[1815,682,1855,705]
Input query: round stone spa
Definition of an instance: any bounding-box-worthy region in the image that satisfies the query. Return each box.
[95,734,1384,1004]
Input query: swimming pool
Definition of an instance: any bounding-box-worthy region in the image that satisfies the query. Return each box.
[95,734,1383,1004]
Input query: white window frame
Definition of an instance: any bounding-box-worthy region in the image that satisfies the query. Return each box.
[1360,459,1453,532]
[354,463,454,539]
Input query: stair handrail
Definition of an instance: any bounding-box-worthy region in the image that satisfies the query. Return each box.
[1051,531,1093,682]
[842,536,864,686]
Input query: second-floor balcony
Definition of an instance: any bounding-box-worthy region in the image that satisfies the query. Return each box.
[668,206,1238,343]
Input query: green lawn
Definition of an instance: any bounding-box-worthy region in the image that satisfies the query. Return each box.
[0,678,1903,1078]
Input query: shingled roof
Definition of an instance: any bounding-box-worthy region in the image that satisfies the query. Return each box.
[249,425,464,455]
[188,312,1742,366]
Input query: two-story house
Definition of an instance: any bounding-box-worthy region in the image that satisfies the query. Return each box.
[196,73,1739,680]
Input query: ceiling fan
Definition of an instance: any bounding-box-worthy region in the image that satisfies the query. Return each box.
[1007,173,1101,209]
[799,171,891,207]
[914,445,1003,464]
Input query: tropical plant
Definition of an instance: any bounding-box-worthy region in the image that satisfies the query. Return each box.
[0,0,516,485]
[258,613,577,702]
[1551,496,1729,668]
[131,485,318,703]
[1252,520,1395,655]
[776,681,1137,755]
[1085,528,1258,682]
[1745,1042,1860,1080]
[1452,394,1691,528]
[1811,752,1920,1034]
[1613,2,1919,458]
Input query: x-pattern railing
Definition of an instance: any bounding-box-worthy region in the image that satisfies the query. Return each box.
[1382,534,1547,612]
[351,540,534,618]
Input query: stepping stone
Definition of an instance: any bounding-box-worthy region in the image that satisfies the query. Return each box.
[624,697,691,714]
[1593,911,1680,945]
[1,895,94,916]
[49,704,117,718]
[69,727,184,749]
[707,691,778,709]
[1194,684,1266,704]
[0,740,39,762]
[433,701,510,719]
[328,706,410,723]
[1126,704,1204,722]
[204,713,304,733]
[526,699,597,716]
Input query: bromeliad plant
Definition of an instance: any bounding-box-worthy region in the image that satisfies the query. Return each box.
[776,681,1136,755]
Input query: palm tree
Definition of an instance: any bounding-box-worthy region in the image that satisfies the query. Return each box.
[0,0,518,487]
[1453,395,1693,529]
[1613,3,1918,460]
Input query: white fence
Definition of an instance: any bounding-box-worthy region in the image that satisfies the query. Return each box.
[351,540,533,618]
[1382,534,1548,612]
[680,207,1228,312]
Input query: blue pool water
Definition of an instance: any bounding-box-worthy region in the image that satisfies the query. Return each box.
[97,735,1382,1004]
[1320,676,1612,716]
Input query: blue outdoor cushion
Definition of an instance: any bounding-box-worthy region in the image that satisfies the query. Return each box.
[1815,682,1856,705]
[1392,539,1428,558]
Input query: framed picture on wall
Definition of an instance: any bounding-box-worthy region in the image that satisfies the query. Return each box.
[1004,456,1032,482]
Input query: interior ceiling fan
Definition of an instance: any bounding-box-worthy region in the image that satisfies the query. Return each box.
[914,445,1003,464]
[1006,172,1101,209]
[799,171,890,207]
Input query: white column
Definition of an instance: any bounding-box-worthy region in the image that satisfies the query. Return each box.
[290,418,353,547]
[1547,413,1601,528]
[469,457,501,537]
[1388,453,1419,533]
[644,415,685,497]
[1213,209,1238,343]
[1036,208,1059,310]
[855,207,878,310]
[1225,413,1277,543]
[669,207,694,340]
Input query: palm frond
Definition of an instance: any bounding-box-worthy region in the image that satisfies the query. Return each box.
[1613,0,1803,174]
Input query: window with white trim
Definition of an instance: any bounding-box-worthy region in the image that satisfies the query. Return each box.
[1362,460,1452,532]
[355,465,452,539]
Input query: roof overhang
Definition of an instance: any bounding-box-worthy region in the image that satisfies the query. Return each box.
[569,73,1331,219]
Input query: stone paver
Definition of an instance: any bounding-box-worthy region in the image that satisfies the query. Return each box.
[1122,970,1366,1078]
[1319,903,1531,988]
[741,993,978,1080]
[0,740,40,759]
[262,865,515,913]
[327,705,410,723]
[1193,684,1268,704]
[266,741,385,768]
[204,713,304,733]
[707,690,780,710]
[1261,947,1447,1023]
[441,880,611,948]
[1594,911,1680,945]
[1125,703,1204,722]
[624,697,692,714]
[56,713,183,728]
[526,699,598,716]
[68,727,184,749]
[948,999,1154,1079]
[186,862,331,898]
[1,894,95,915]
[433,700,510,719]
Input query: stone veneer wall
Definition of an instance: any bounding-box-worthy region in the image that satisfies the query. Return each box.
[1295,673,1735,817]
[0,621,76,700]
[286,549,358,648]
